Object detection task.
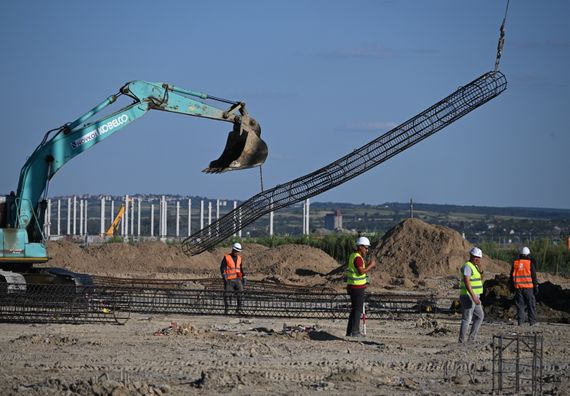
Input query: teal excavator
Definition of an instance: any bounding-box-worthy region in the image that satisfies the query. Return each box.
[0,81,268,288]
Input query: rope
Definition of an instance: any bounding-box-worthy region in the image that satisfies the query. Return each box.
[494,0,510,73]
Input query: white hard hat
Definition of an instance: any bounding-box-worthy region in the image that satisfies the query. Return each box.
[356,236,371,247]
[469,247,483,258]
[520,246,531,256]
[232,242,242,252]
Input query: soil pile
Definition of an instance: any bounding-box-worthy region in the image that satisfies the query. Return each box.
[482,275,570,323]
[46,239,218,279]
[243,244,340,285]
[46,240,338,283]
[372,218,509,279]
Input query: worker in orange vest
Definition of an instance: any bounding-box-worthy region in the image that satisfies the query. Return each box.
[509,246,539,326]
[220,242,246,315]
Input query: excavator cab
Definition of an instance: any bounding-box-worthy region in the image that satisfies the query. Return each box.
[203,110,268,173]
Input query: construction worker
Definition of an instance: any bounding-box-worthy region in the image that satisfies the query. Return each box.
[509,246,539,326]
[220,242,246,315]
[458,247,485,343]
[345,236,376,338]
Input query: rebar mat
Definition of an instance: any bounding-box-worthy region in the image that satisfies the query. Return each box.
[0,280,458,324]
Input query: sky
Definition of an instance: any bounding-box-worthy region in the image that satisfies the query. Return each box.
[1,0,569,210]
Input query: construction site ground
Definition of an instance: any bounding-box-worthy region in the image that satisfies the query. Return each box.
[1,219,568,395]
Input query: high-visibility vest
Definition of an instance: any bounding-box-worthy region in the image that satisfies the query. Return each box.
[346,252,368,286]
[512,259,533,289]
[459,261,483,296]
[223,254,242,280]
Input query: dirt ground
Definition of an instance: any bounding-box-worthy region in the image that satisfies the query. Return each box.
[1,219,568,395]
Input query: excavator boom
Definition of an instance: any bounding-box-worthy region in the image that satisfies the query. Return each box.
[0,81,268,274]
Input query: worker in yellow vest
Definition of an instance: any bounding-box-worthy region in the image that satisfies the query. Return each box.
[458,247,485,343]
[345,236,376,338]
[509,246,538,326]
[220,242,246,315]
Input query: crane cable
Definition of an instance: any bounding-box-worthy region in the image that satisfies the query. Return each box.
[494,0,510,74]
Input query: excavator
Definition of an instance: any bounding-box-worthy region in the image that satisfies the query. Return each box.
[0,81,268,290]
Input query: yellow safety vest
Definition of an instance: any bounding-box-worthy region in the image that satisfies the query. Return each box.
[346,252,368,286]
[459,261,483,296]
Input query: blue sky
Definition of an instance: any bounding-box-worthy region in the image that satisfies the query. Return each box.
[1,0,569,209]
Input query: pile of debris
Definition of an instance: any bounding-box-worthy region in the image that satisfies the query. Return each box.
[483,275,570,323]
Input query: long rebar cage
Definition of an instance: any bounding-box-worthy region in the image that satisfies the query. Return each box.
[182,71,507,255]
[0,279,458,324]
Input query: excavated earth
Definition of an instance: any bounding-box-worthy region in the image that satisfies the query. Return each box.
[1,218,568,395]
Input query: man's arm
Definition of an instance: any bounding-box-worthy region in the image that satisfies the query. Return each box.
[531,258,539,295]
[220,258,227,280]
[463,275,481,305]
[531,259,538,286]
[357,256,377,274]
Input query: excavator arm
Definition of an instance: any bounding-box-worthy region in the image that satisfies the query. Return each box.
[1,81,268,267]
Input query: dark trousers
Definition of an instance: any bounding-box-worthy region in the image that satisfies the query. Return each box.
[224,278,244,313]
[346,287,365,336]
[515,288,537,325]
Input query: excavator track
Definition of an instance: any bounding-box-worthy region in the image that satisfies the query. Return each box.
[182,71,507,255]
[0,277,457,324]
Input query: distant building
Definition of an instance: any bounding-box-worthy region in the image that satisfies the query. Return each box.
[324,209,343,230]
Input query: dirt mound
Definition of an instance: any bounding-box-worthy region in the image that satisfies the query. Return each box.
[372,218,509,279]
[245,244,339,281]
[46,240,337,284]
[47,239,218,279]
[482,275,570,323]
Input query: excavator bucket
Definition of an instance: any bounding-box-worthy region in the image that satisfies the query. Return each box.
[203,115,268,173]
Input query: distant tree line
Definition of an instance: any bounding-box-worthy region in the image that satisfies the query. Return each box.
[482,238,570,275]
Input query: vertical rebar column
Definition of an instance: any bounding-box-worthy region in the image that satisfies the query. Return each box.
[150,203,155,237]
[208,202,212,237]
[100,197,105,236]
[188,199,192,237]
[515,334,521,393]
[124,195,129,239]
[176,201,180,238]
[45,199,51,238]
[492,335,496,393]
[79,199,84,235]
[137,198,141,237]
[269,198,274,237]
[302,201,306,235]
[200,200,204,230]
[67,197,71,235]
[73,196,77,235]
[498,336,503,392]
[130,198,134,237]
[57,199,61,236]
[110,199,114,233]
[216,199,220,238]
[233,201,237,237]
[305,198,311,235]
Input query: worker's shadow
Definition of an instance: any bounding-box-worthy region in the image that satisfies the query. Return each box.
[308,331,383,346]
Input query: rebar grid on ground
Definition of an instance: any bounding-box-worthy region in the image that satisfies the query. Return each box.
[0,279,457,324]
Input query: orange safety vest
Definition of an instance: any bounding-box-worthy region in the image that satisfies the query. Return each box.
[512,259,533,289]
[223,254,242,280]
